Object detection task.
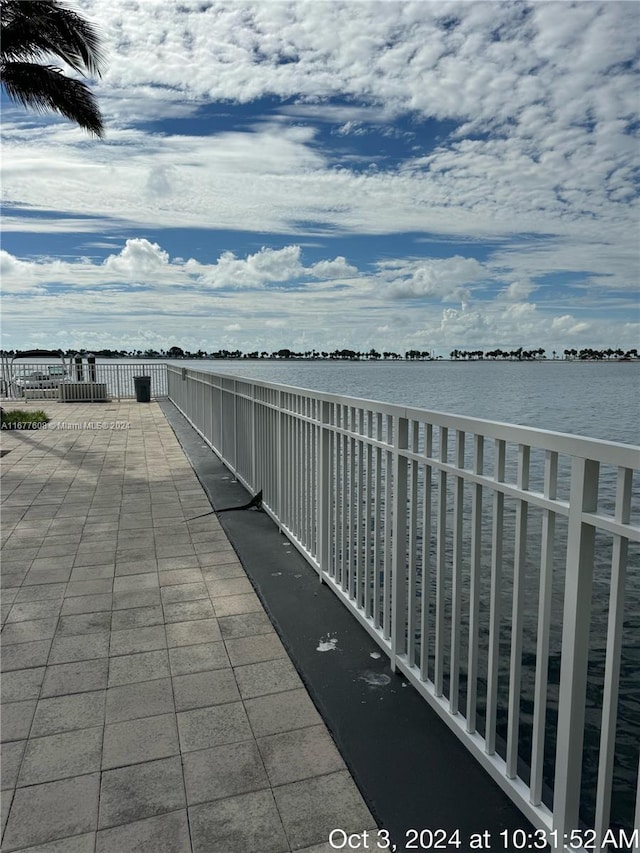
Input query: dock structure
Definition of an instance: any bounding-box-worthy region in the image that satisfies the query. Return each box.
[0,401,377,853]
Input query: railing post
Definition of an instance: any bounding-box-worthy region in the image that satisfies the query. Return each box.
[594,466,633,844]
[530,450,558,805]
[316,400,331,581]
[209,377,218,447]
[554,456,599,835]
[486,438,506,755]
[435,426,449,697]
[232,380,238,474]
[277,390,284,527]
[450,429,465,715]
[391,415,409,672]
[507,443,530,778]
[466,433,484,732]
[251,384,257,490]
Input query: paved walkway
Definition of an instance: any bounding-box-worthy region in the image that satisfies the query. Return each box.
[0,401,376,853]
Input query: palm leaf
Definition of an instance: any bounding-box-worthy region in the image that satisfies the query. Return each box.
[0,0,105,76]
[1,62,104,137]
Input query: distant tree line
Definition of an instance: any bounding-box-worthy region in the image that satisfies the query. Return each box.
[0,346,437,361]
[1,346,637,361]
[561,348,638,361]
[450,347,639,361]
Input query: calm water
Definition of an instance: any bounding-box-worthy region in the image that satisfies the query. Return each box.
[172,359,640,446]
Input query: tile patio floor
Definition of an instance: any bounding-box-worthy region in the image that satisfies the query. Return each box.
[0,401,377,853]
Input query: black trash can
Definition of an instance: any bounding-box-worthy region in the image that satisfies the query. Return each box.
[133,375,151,403]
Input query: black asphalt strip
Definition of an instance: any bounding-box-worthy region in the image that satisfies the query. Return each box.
[161,399,540,852]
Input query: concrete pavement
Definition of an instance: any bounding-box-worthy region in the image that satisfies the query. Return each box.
[0,401,376,853]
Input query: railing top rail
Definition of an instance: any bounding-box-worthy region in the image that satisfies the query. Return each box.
[168,366,640,468]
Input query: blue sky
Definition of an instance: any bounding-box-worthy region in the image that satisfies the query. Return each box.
[1,0,638,355]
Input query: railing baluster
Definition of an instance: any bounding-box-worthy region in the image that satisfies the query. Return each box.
[435,426,448,697]
[302,399,307,546]
[356,420,364,608]
[279,394,285,528]
[554,456,599,836]
[486,438,506,756]
[329,407,337,580]
[251,385,256,490]
[420,423,433,683]
[450,429,465,715]
[313,407,318,557]
[507,444,530,778]
[306,409,312,550]
[594,466,633,846]
[349,418,356,600]
[311,402,316,554]
[407,422,419,668]
[295,401,301,537]
[383,417,393,641]
[337,411,344,588]
[365,411,374,619]
[466,434,484,732]
[296,398,301,535]
[341,421,349,592]
[374,413,383,628]
[317,400,331,580]
[391,416,409,671]
[303,399,308,544]
[530,450,558,804]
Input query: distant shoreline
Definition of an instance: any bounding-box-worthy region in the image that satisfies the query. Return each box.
[3,356,639,364]
[163,358,639,363]
[116,356,639,363]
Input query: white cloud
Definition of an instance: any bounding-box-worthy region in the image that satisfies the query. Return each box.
[0,242,357,295]
[104,238,170,276]
[378,256,486,302]
[198,246,304,288]
[551,315,592,337]
[308,257,358,279]
[498,280,538,302]
[0,250,46,293]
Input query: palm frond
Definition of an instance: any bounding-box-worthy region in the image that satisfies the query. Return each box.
[0,0,105,77]
[1,61,104,137]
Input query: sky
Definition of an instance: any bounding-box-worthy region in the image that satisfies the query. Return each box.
[1,0,639,356]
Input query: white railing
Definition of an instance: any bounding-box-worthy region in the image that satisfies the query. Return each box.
[167,366,640,850]
[0,361,168,400]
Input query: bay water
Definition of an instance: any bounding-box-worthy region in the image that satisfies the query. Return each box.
[174,358,639,445]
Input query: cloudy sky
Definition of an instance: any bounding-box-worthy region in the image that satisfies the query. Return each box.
[1,0,638,355]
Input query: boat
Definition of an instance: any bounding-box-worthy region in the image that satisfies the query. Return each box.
[8,350,70,397]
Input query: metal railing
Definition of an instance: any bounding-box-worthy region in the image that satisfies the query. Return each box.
[0,361,168,401]
[167,366,640,850]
